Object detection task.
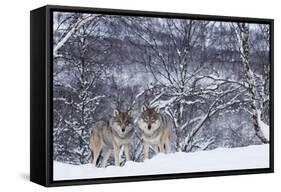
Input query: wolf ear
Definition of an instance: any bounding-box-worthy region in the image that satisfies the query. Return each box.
[141,105,147,112]
[154,107,160,113]
[113,109,119,117]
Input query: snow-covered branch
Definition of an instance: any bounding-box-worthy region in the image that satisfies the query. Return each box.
[53,14,99,57]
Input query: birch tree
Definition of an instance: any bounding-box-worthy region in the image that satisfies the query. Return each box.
[235,23,269,143]
[123,18,245,151]
[53,13,100,57]
[53,15,112,164]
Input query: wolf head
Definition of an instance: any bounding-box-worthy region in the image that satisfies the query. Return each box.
[110,109,134,137]
[138,105,161,134]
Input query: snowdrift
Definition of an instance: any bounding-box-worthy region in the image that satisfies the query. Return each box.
[54,144,269,180]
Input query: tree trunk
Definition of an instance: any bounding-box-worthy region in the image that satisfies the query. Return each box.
[238,23,269,144]
[175,102,183,151]
[79,37,87,164]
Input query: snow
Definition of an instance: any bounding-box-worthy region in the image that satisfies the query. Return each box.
[54,144,269,181]
[257,110,270,141]
[259,121,270,141]
[151,96,177,108]
[176,48,181,56]
[181,99,204,105]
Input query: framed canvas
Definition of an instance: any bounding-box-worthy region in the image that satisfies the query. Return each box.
[30,5,274,187]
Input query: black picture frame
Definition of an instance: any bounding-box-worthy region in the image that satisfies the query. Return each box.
[30,5,274,187]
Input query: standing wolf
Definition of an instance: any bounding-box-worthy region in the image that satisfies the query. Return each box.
[89,109,134,167]
[137,105,172,160]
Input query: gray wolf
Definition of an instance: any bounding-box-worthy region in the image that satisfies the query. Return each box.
[89,109,134,167]
[137,105,172,160]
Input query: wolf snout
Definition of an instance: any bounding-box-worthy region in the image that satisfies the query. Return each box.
[147,124,151,130]
[121,128,125,132]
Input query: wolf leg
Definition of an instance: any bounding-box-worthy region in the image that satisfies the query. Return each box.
[164,140,170,153]
[152,145,159,155]
[159,143,165,153]
[90,133,101,166]
[143,142,149,160]
[101,149,111,168]
[113,141,120,166]
[124,144,130,161]
[92,148,101,166]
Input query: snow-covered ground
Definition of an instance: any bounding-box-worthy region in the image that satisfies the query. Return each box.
[53,144,269,181]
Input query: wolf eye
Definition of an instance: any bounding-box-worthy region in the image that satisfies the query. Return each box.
[144,117,149,122]
[151,117,155,122]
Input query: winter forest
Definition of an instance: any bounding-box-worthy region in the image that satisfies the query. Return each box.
[52,11,271,169]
